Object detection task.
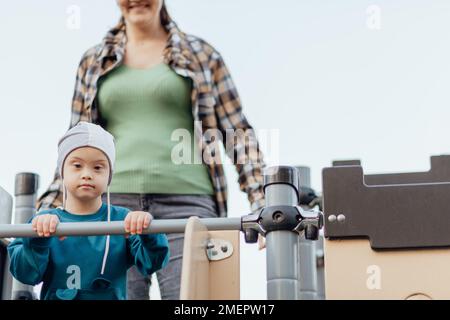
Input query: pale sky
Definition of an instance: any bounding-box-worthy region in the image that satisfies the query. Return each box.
[1,0,450,299]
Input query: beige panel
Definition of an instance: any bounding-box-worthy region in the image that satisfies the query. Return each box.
[208,230,240,300]
[180,217,210,299]
[325,239,450,299]
[180,219,241,300]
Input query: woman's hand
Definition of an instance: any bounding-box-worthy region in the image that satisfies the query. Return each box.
[124,211,153,237]
[31,214,65,240]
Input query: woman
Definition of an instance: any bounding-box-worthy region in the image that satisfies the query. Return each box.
[37,0,265,300]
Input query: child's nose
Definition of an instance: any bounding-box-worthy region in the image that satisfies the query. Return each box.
[81,169,93,179]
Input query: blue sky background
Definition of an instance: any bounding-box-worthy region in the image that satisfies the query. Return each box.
[1,0,450,299]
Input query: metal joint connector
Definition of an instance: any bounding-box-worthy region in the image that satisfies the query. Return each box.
[241,205,323,243]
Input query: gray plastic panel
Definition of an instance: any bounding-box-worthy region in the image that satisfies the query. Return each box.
[333,155,450,185]
[323,163,450,250]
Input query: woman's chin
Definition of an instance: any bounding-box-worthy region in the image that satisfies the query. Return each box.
[127,14,155,26]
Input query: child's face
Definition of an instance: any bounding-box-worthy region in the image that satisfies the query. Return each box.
[62,147,110,201]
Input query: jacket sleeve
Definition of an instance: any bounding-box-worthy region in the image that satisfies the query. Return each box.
[210,50,266,212]
[7,236,52,285]
[126,233,170,276]
[36,48,96,211]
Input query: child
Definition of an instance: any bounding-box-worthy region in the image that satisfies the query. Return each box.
[8,122,170,300]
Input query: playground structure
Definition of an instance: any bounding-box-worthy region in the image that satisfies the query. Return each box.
[323,155,450,299]
[1,155,450,300]
[0,166,323,300]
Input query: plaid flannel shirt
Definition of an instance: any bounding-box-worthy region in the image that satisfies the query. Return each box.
[36,17,266,217]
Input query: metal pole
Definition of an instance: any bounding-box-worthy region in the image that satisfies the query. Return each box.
[0,246,10,301]
[265,167,300,300]
[0,217,242,238]
[0,186,12,225]
[316,235,325,300]
[296,166,318,300]
[11,173,38,300]
[0,186,13,300]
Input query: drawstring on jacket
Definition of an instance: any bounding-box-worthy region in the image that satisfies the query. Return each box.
[100,186,111,275]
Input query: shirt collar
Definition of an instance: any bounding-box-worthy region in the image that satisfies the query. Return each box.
[96,16,193,68]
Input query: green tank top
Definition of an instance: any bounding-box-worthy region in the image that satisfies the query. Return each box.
[97,63,213,195]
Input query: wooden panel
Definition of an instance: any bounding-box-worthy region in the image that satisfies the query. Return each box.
[208,230,240,300]
[180,217,209,299]
[180,218,241,300]
[325,238,450,299]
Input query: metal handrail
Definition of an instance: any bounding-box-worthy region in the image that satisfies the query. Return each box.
[0,218,242,238]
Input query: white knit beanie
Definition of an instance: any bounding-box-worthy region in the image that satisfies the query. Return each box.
[57,121,115,185]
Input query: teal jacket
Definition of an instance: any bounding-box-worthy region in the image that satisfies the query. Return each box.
[7,203,170,300]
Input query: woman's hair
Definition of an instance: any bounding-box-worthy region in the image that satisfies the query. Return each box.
[160,1,171,26]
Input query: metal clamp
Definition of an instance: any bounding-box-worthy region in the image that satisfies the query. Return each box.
[241,205,324,243]
[206,238,234,261]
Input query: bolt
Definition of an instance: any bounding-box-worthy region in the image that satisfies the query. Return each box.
[207,242,215,250]
[328,215,337,223]
[221,245,228,253]
[273,211,284,223]
[337,214,346,223]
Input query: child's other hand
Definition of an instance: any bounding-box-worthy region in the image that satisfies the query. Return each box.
[124,211,153,237]
[31,214,65,240]
[258,233,266,250]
